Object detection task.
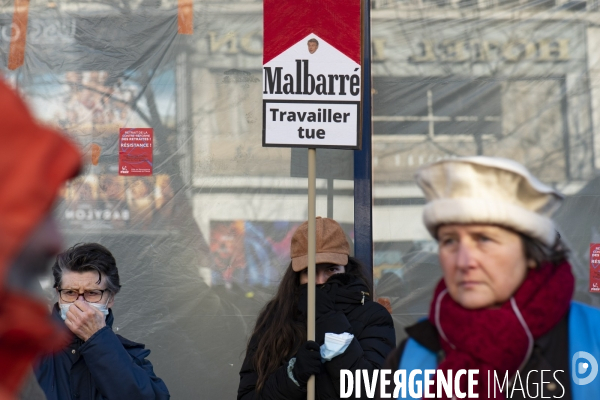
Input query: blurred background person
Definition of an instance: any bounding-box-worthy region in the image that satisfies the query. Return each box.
[0,79,81,399]
[382,157,600,399]
[35,243,170,400]
[238,217,396,400]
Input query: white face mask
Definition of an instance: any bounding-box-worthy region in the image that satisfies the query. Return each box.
[59,297,110,321]
[59,303,72,321]
[89,301,110,317]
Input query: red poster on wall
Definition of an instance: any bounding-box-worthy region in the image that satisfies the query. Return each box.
[119,128,153,176]
[590,244,600,293]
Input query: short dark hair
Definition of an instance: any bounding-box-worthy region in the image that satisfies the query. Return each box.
[521,232,569,268]
[308,38,318,45]
[53,243,121,294]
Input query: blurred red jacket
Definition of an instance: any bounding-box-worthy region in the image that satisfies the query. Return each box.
[0,78,81,400]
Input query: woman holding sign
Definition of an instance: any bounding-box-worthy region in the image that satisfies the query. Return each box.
[237,217,395,400]
[382,157,600,400]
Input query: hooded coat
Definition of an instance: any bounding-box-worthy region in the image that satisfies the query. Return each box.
[0,79,81,400]
[237,273,396,400]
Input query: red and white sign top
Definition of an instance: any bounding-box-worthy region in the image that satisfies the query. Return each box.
[263,0,360,65]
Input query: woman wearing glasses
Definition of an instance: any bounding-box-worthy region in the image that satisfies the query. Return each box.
[35,242,170,400]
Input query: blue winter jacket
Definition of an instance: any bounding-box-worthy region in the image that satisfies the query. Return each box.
[35,305,170,400]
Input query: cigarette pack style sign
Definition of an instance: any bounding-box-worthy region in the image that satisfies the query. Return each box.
[590,244,600,293]
[262,0,361,149]
[119,128,153,176]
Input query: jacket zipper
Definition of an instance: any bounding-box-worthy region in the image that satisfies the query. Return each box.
[360,291,369,305]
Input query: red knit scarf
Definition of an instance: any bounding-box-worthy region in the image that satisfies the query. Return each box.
[427,261,574,400]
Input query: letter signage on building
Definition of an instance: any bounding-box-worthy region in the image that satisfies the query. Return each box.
[262,0,361,149]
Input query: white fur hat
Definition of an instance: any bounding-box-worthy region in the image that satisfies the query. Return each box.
[415,156,563,246]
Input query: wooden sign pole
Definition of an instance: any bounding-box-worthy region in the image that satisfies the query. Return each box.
[306,147,316,400]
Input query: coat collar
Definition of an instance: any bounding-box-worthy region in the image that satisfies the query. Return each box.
[321,273,370,306]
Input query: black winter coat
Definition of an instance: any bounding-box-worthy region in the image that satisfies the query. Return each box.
[238,274,396,400]
[35,305,170,400]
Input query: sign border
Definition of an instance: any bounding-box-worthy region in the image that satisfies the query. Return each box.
[262,99,361,149]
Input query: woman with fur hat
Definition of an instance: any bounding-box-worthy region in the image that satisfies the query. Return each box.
[237,217,396,400]
[381,156,600,400]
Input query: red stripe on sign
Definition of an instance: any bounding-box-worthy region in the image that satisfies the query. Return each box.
[263,0,360,65]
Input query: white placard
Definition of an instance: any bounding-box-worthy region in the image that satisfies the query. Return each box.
[264,101,359,147]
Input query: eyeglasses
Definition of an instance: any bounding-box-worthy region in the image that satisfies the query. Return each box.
[57,289,109,303]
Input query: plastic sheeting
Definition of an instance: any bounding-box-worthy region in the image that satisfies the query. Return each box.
[1,1,600,398]
[370,3,600,344]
